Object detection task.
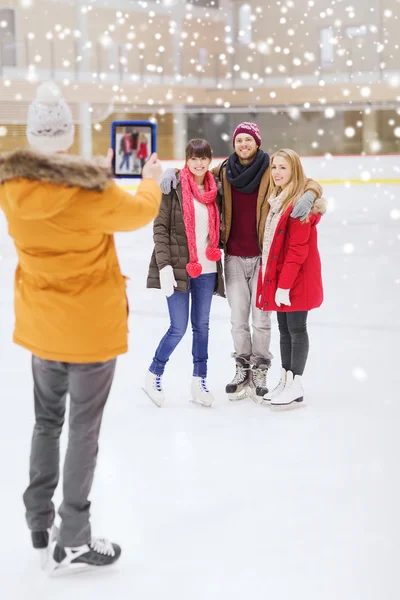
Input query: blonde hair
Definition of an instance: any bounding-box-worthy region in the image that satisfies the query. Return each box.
[269,149,322,214]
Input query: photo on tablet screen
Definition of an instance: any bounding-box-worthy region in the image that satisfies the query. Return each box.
[112,121,156,178]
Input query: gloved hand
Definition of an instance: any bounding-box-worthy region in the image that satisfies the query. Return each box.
[275,288,291,307]
[159,265,177,297]
[290,190,316,222]
[160,168,178,195]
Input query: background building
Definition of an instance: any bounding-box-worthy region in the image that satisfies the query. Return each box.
[0,0,399,158]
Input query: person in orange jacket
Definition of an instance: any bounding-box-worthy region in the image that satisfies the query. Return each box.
[0,82,162,573]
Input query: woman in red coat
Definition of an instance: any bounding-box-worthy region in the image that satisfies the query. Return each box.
[136,133,149,170]
[256,149,326,406]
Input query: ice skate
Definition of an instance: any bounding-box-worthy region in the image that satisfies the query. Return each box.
[225,357,250,401]
[248,362,270,403]
[261,368,287,405]
[47,537,121,575]
[191,376,213,407]
[31,524,59,569]
[143,370,165,407]
[271,371,304,407]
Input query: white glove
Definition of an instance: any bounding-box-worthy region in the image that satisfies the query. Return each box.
[159,265,177,297]
[275,288,291,307]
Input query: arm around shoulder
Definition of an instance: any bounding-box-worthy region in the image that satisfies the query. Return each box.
[305,177,322,199]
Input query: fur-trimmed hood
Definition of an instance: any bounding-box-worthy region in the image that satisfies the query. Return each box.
[0,149,112,190]
[0,149,113,220]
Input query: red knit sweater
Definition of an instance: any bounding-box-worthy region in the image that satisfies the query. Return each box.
[226,187,260,257]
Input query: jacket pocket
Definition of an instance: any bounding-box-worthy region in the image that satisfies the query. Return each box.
[290,273,304,298]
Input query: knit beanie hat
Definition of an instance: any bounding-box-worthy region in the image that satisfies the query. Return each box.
[26,82,75,153]
[232,122,262,148]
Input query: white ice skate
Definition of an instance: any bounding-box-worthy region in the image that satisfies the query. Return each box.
[191,376,214,407]
[271,370,304,407]
[261,368,287,405]
[143,370,165,407]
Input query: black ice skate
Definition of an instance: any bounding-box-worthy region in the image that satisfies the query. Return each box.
[226,357,250,400]
[249,361,270,402]
[48,537,122,574]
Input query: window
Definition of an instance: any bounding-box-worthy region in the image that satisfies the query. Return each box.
[346,25,367,38]
[0,8,16,67]
[187,0,220,7]
[238,4,252,45]
[320,27,334,68]
[199,48,208,66]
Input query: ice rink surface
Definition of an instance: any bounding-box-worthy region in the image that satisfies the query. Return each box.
[0,182,398,599]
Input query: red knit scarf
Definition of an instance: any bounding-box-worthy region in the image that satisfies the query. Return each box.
[180,165,222,278]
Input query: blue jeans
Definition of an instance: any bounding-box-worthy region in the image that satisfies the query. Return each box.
[149,273,217,378]
[119,153,130,170]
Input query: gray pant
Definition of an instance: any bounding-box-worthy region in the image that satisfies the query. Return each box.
[224,255,272,365]
[23,356,116,548]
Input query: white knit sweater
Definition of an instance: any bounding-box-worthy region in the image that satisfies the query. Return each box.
[261,190,288,278]
[193,184,217,274]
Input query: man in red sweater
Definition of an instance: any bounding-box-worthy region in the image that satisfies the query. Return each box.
[161,123,316,401]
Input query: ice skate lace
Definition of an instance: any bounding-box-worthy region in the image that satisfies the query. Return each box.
[154,375,163,392]
[231,365,248,385]
[199,377,210,393]
[252,366,268,388]
[90,538,115,557]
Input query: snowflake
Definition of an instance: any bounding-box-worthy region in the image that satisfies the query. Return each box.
[352,368,367,382]
[342,243,355,254]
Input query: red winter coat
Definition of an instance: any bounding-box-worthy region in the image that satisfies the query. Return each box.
[137,142,148,160]
[256,207,323,313]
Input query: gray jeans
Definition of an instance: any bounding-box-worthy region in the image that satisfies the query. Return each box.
[23,356,116,548]
[224,255,272,365]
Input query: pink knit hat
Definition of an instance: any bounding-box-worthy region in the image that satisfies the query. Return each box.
[232,122,262,148]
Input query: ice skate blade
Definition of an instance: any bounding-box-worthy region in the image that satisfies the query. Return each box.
[246,387,267,404]
[38,524,59,570]
[271,397,305,410]
[259,397,272,406]
[142,387,163,408]
[190,397,212,408]
[39,548,49,570]
[47,559,91,577]
[47,559,116,577]
[227,389,248,401]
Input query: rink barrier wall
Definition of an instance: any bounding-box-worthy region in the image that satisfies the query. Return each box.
[120,179,400,192]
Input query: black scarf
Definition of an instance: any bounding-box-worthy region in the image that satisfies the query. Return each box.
[226,149,270,194]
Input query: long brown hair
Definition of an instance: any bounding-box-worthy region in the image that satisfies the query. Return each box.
[269,149,322,214]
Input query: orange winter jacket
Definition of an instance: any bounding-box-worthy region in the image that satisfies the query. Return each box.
[0,149,161,363]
